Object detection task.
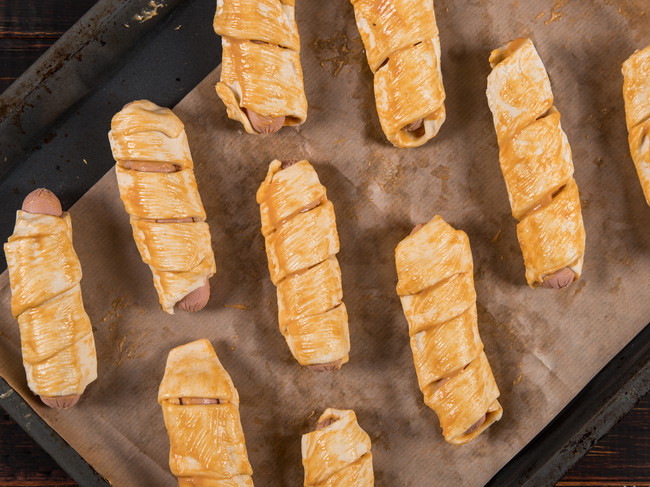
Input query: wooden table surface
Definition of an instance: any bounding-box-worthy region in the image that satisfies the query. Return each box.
[0,1,648,485]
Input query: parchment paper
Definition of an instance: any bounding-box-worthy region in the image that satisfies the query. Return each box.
[1,1,649,486]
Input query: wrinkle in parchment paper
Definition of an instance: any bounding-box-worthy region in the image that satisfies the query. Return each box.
[0,1,649,486]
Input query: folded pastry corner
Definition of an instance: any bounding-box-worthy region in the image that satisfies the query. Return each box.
[395,216,502,445]
[302,408,374,486]
[256,159,350,369]
[158,339,253,486]
[4,188,97,408]
[214,0,308,134]
[350,0,446,148]
[486,38,585,288]
[109,100,216,313]
[622,45,650,205]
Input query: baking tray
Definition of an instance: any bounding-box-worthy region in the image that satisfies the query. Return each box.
[0,0,648,485]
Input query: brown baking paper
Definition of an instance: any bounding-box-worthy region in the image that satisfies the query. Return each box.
[1,1,649,485]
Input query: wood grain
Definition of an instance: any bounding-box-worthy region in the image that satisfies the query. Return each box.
[557,393,650,486]
[0,0,96,93]
[0,409,77,486]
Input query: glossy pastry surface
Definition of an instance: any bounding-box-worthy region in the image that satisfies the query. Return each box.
[256,160,350,368]
[622,45,650,205]
[109,100,216,313]
[4,191,97,404]
[395,216,502,444]
[159,339,253,486]
[301,409,374,486]
[486,38,585,288]
[351,0,446,147]
[214,0,307,133]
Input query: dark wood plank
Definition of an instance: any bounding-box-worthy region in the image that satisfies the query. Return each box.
[0,409,77,486]
[0,0,97,38]
[557,392,650,486]
[0,0,97,93]
[0,39,59,92]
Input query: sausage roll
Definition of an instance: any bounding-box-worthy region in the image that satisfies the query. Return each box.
[256,160,350,369]
[109,100,216,314]
[486,38,585,289]
[302,409,374,486]
[395,216,502,445]
[350,0,446,148]
[4,189,97,409]
[622,45,650,205]
[158,339,253,486]
[214,0,307,134]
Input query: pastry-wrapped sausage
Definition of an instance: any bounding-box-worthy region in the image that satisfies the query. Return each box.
[158,339,253,486]
[350,0,446,148]
[214,0,307,134]
[256,160,350,370]
[395,216,502,445]
[4,189,97,409]
[622,45,650,205]
[486,38,585,289]
[302,409,374,486]
[109,100,216,314]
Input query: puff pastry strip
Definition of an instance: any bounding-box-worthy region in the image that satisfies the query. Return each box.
[214,0,307,134]
[302,409,374,487]
[109,100,216,314]
[350,0,446,148]
[256,160,350,369]
[622,45,650,205]
[487,38,585,288]
[4,190,97,408]
[395,216,502,445]
[159,339,253,486]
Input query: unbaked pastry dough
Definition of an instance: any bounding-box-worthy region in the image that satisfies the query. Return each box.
[395,216,502,445]
[4,211,97,398]
[214,0,307,133]
[256,160,350,367]
[486,38,585,287]
[622,45,650,205]
[158,339,253,486]
[350,0,446,148]
[109,100,216,314]
[302,409,374,486]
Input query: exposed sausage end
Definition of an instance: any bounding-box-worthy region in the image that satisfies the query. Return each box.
[464,414,486,435]
[316,417,338,430]
[177,279,211,312]
[22,189,63,217]
[40,394,80,409]
[404,118,425,137]
[280,159,301,170]
[307,359,343,372]
[542,267,576,289]
[244,108,285,134]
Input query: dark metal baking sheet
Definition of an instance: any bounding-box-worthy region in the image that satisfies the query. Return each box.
[0,0,220,269]
[0,377,109,486]
[488,323,650,486]
[0,0,648,485]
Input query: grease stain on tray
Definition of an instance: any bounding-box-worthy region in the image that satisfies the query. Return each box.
[546,0,570,24]
[224,303,252,311]
[101,296,131,323]
[125,1,165,26]
[311,31,364,78]
[98,297,150,366]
